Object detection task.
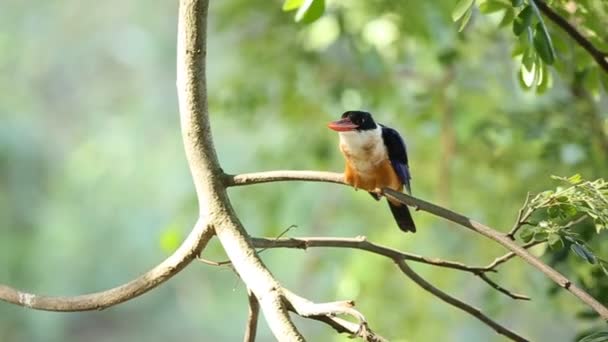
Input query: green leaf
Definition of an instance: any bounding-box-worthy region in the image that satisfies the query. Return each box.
[458,7,473,32]
[522,47,536,71]
[499,7,515,27]
[511,0,523,7]
[547,206,559,218]
[479,0,509,14]
[282,0,304,11]
[295,0,325,24]
[536,60,552,93]
[513,5,533,36]
[519,226,534,242]
[568,174,582,184]
[571,243,597,264]
[534,231,549,241]
[533,22,556,64]
[578,330,608,342]
[452,0,475,22]
[548,233,563,248]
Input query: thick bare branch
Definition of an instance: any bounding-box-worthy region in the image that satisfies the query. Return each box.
[226,170,608,321]
[176,1,303,340]
[0,219,213,311]
[244,289,260,342]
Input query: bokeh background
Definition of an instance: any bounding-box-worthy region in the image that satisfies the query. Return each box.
[1,0,607,341]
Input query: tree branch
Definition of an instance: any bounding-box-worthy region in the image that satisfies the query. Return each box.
[282,289,388,342]
[383,188,608,320]
[176,1,304,340]
[244,289,260,342]
[250,236,528,341]
[0,219,213,311]
[395,260,529,342]
[250,236,529,300]
[226,170,608,321]
[533,0,608,73]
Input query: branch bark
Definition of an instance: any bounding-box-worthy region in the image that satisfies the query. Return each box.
[0,219,212,311]
[533,0,608,74]
[226,170,608,321]
[252,236,528,341]
[244,289,260,342]
[251,236,529,300]
[176,1,304,340]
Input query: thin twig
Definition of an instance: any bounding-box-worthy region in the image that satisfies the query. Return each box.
[507,193,532,240]
[395,260,529,342]
[534,0,608,74]
[478,273,529,300]
[251,236,528,300]
[244,289,260,342]
[483,240,547,270]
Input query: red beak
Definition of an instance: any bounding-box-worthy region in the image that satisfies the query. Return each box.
[327,118,358,132]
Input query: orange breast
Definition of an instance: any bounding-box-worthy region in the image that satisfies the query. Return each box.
[343,158,403,192]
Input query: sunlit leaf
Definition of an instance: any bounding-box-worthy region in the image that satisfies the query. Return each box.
[536,61,552,93]
[295,0,325,24]
[568,174,583,184]
[499,7,515,27]
[282,0,304,11]
[479,0,509,14]
[458,7,473,32]
[522,47,535,71]
[452,0,475,22]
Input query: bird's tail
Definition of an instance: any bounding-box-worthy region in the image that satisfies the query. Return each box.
[387,200,416,233]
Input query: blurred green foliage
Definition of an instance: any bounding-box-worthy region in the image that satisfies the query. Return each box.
[1,0,607,341]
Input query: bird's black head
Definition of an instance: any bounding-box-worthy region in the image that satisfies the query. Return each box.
[328,110,377,132]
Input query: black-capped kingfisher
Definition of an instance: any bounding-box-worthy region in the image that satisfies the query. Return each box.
[328,110,416,233]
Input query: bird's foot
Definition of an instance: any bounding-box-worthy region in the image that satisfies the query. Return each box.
[370,188,384,197]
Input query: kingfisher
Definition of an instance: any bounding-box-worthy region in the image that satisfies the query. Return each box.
[327,110,416,233]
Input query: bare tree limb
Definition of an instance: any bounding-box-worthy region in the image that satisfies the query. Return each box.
[225,170,608,321]
[282,289,388,342]
[250,236,528,341]
[0,219,213,311]
[533,0,608,74]
[244,289,260,342]
[395,260,529,342]
[176,1,304,340]
[250,236,528,300]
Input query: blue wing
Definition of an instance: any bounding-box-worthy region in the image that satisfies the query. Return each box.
[380,125,411,194]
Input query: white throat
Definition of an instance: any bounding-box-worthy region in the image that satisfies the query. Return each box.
[339,127,387,175]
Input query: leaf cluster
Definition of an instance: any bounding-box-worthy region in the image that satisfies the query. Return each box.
[518,175,608,274]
